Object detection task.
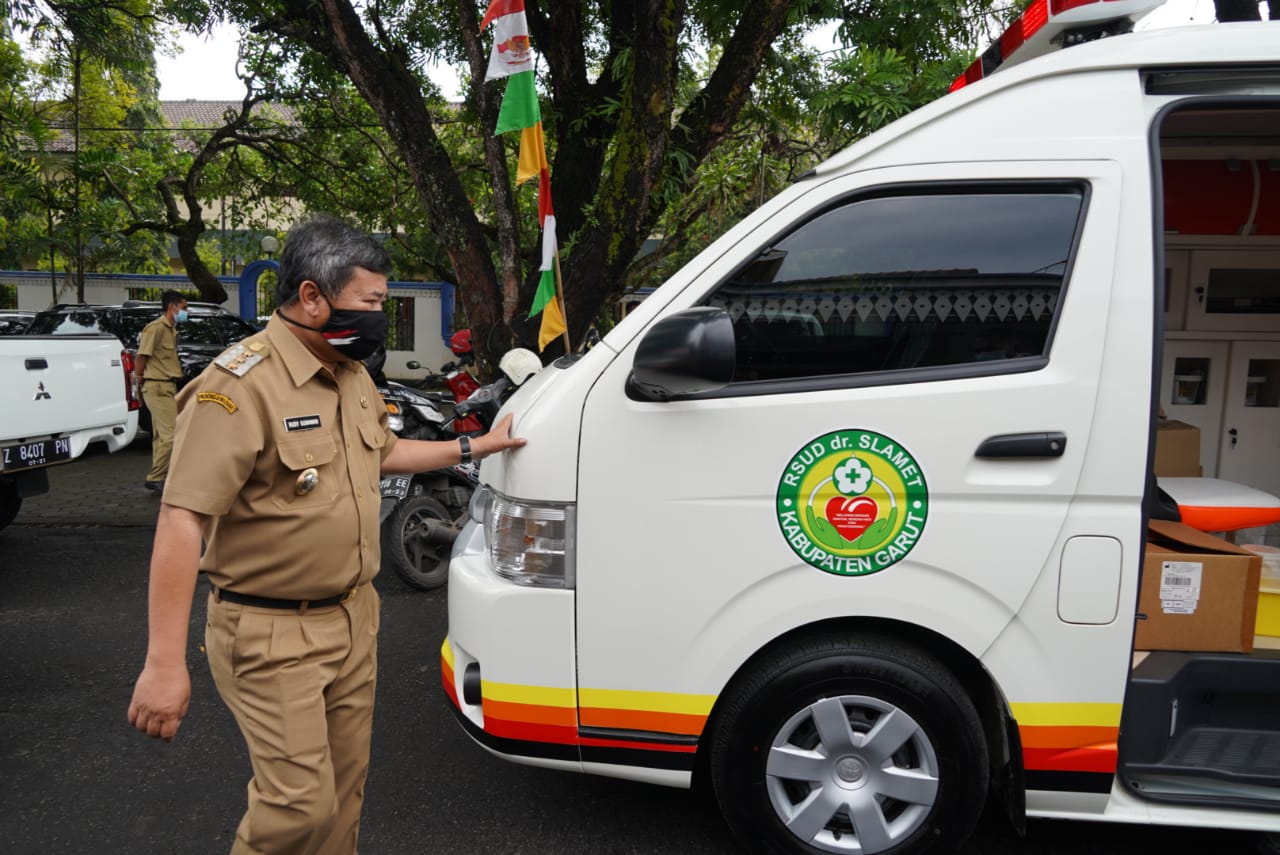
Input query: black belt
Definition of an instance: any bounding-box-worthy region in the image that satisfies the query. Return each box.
[214,586,357,611]
[143,378,180,384]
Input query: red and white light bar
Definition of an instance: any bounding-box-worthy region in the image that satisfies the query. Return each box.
[950,0,1166,92]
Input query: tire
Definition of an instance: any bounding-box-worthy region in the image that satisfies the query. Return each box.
[381,494,455,590]
[0,486,19,532]
[710,635,988,855]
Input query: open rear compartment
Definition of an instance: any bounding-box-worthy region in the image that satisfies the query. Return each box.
[1120,95,1280,809]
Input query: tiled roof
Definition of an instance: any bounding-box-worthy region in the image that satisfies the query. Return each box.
[29,100,296,153]
[161,99,295,129]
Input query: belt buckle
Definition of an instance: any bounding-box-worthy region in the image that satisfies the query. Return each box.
[341,586,357,604]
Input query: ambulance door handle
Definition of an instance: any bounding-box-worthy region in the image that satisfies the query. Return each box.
[974,432,1067,459]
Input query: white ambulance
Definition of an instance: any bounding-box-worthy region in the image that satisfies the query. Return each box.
[443,2,1280,852]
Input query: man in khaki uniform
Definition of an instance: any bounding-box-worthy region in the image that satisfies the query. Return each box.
[135,290,189,492]
[127,216,526,855]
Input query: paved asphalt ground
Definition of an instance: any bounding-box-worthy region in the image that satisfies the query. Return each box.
[0,440,1266,854]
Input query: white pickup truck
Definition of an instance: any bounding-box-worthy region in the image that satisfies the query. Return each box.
[0,334,139,531]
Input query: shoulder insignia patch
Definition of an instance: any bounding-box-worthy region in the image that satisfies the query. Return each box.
[214,343,267,377]
[197,391,238,414]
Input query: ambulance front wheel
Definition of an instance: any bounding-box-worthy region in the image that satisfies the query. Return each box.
[709,635,988,855]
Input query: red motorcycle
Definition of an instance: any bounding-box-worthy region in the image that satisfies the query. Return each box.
[408,330,484,434]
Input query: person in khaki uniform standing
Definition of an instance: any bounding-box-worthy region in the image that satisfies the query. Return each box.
[135,290,189,492]
[127,215,526,855]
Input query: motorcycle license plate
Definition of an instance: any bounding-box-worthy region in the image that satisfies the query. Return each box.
[379,474,411,499]
[1,437,73,472]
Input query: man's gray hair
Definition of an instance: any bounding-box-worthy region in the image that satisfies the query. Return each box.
[276,215,392,306]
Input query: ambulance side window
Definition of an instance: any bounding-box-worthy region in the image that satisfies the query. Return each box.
[704,187,1084,384]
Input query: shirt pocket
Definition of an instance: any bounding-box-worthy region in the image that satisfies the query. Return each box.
[358,420,386,450]
[358,420,387,491]
[272,433,339,510]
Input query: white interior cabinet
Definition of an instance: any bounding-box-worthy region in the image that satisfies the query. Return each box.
[1185,249,1280,332]
[1216,339,1280,496]
[1162,247,1280,497]
[1160,339,1229,477]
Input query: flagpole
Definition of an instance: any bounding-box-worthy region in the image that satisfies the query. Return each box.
[552,252,571,352]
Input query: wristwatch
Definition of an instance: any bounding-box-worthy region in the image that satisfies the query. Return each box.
[458,436,473,464]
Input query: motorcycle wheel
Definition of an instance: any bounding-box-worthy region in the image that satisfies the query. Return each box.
[381,494,454,590]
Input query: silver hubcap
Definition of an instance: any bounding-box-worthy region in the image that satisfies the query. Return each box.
[835,756,865,785]
[765,694,939,854]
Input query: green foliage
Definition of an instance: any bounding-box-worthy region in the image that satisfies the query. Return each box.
[379,0,981,342]
[6,0,1008,352]
[271,84,461,279]
[3,2,173,285]
[634,2,993,297]
[812,45,969,148]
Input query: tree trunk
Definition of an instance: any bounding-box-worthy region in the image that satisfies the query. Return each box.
[254,0,801,366]
[456,1,523,328]
[176,227,227,303]
[124,177,228,303]
[544,0,683,350]
[72,44,85,303]
[539,0,798,350]
[260,0,507,372]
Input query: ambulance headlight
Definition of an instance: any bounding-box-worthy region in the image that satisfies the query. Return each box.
[468,485,494,524]
[484,490,575,589]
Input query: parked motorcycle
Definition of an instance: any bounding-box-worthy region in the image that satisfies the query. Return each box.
[374,347,543,590]
[404,329,485,432]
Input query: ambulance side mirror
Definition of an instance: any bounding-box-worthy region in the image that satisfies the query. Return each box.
[627,307,735,401]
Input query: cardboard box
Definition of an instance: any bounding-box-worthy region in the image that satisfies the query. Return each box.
[1153,419,1202,477]
[1136,520,1261,652]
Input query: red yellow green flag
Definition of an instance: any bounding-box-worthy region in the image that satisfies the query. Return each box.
[529,174,565,350]
[481,0,534,81]
[516,122,548,185]
[495,70,540,135]
[482,0,565,350]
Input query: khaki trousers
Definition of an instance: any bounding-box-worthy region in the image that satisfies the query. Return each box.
[141,380,177,482]
[205,585,380,855]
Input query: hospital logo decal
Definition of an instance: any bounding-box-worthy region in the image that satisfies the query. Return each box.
[776,430,928,576]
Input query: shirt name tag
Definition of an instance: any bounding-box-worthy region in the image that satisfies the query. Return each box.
[284,415,323,432]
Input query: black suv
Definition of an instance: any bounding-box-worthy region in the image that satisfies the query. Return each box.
[26,301,260,430]
[0,310,35,334]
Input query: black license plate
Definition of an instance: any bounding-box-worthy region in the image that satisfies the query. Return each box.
[1,437,73,472]
[379,475,411,499]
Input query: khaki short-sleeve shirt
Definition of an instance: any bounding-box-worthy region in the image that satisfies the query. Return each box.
[165,313,398,599]
[137,316,181,380]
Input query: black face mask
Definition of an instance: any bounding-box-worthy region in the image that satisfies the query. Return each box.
[280,300,389,361]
